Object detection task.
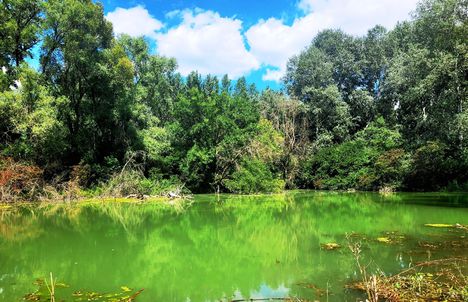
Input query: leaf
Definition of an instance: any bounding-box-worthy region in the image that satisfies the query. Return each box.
[121,286,132,292]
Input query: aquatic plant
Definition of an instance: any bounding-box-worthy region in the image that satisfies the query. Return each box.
[348,258,468,302]
[24,275,144,302]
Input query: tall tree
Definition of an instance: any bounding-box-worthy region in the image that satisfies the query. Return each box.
[118,35,180,126]
[259,90,309,187]
[40,0,134,165]
[0,0,42,68]
[0,0,42,90]
[382,0,467,148]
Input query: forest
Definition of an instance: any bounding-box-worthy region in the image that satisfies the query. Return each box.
[0,0,467,200]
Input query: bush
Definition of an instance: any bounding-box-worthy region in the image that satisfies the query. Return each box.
[405,141,452,191]
[445,180,468,192]
[297,119,409,191]
[224,158,284,194]
[301,139,375,190]
[97,169,186,198]
[0,157,44,201]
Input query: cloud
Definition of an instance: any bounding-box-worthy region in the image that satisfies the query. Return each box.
[246,0,419,82]
[245,17,323,71]
[262,68,284,82]
[297,0,419,35]
[155,9,259,78]
[105,6,163,39]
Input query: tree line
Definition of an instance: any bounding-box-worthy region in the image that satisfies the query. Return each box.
[0,0,466,199]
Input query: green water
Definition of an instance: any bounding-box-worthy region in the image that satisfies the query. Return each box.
[0,191,467,301]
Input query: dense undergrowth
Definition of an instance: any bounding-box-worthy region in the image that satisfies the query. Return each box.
[0,156,186,202]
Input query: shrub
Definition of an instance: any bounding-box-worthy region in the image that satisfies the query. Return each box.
[297,119,408,191]
[0,157,43,201]
[97,169,186,198]
[405,141,452,191]
[224,158,285,194]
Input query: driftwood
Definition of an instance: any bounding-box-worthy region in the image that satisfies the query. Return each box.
[391,257,468,279]
[127,288,145,301]
[126,194,150,200]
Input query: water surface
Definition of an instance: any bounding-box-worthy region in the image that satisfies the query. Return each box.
[0,191,467,301]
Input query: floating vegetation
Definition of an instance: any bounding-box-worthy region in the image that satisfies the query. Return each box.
[376,232,406,244]
[320,242,341,250]
[418,239,468,251]
[424,223,468,230]
[425,223,456,228]
[376,237,391,243]
[347,258,468,302]
[24,277,144,302]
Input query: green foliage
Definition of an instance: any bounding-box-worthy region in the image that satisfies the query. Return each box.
[299,119,409,191]
[224,118,285,194]
[404,141,455,191]
[0,0,42,70]
[96,170,184,198]
[168,73,261,192]
[224,158,284,194]
[0,66,67,164]
[41,0,133,165]
[287,0,467,192]
[258,90,309,188]
[1,0,467,196]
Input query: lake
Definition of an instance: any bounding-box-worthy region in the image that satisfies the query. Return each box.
[0,191,467,301]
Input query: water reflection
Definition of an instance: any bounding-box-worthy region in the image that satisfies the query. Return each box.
[0,191,467,301]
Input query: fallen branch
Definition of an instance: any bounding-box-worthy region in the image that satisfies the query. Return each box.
[391,257,468,279]
[127,288,145,301]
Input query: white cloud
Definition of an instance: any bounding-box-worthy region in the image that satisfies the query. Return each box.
[262,68,284,82]
[245,16,324,71]
[297,0,419,35]
[155,9,259,78]
[246,0,419,82]
[106,6,163,39]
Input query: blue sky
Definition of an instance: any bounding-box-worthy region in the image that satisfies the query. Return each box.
[102,0,420,90]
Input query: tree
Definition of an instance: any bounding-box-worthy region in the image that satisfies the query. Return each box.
[298,118,407,191]
[362,25,389,97]
[224,119,285,194]
[304,85,352,145]
[381,0,467,149]
[313,29,363,98]
[285,47,334,99]
[259,90,308,187]
[285,30,377,136]
[0,0,42,67]
[169,74,261,192]
[0,66,67,164]
[40,0,134,166]
[117,35,180,126]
